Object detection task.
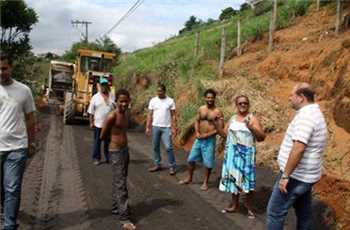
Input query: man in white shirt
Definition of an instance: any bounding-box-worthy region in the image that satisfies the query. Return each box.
[0,54,36,230]
[266,83,327,230]
[146,84,177,175]
[88,78,115,165]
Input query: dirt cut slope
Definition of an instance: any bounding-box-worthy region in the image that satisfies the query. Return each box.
[219,4,350,229]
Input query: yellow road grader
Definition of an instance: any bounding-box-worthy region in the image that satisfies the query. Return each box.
[48,49,115,124]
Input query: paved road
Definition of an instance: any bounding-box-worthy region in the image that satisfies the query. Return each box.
[74,125,240,230]
[13,111,334,230]
[72,124,334,230]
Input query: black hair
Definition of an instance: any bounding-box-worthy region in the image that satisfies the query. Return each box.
[157,83,166,92]
[204,88,217,98]
[0,53,13,65]
[235,95,250,105]
[296,87,315,102]
[116,88,130,99]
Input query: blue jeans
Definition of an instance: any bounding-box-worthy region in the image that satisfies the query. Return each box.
[92,128,110,162]
[152,126,176,168]
[0,148,27,230]
[266,172,314,230]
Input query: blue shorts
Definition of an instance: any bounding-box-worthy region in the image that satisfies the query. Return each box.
[187,137,216,169]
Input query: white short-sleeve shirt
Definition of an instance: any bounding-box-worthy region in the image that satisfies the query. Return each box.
[0,80,36,151]
[278,104,327,183]
[148,96,175,128]
[87,92,115,128]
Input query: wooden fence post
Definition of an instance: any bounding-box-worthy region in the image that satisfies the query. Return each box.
[237,19,241,56]
[194,31,200,57]
[219,28,226,78]
[268,0,277,53]
[335,0,342,36]
[316,0,320,11]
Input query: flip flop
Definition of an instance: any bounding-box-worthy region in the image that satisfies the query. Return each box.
[221,207,238,214]
[178,180,191,185]
[247,210,256,219]
[200,184,208,191]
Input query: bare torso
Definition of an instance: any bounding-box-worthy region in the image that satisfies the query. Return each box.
[109,111,129,150]
[198,106,221,135]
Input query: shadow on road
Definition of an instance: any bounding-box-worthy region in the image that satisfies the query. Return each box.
[132,198,183,222]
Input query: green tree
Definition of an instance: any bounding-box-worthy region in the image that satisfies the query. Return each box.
[240,3,251,11]
[62,36,121,62]
[179,16,203,34]
[96,36,121,56]
[206,18,216,25]
[219,7,237,21]
[0,0,38,58]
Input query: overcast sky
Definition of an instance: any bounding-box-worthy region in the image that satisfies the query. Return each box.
[25,0,245,55]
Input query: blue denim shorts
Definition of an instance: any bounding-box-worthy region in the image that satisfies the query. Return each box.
[187,136,216,169]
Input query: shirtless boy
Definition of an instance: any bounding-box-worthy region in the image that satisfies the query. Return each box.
[180,89,224,191]
[100,89,136,230]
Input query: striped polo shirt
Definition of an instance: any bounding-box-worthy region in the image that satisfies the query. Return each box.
[278,104,327,183]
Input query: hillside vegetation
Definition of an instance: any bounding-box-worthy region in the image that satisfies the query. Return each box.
[113,0,312,134]
[113,1,350,228]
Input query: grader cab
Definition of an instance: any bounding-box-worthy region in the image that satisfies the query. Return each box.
[63,49,115,124]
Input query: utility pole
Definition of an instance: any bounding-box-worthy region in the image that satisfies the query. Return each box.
[71,20,92,43]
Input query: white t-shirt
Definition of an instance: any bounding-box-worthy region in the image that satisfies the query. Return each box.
[87,92,115,128]
[278,104,327,183]
[148,96,175,128]
[0,80,36,151]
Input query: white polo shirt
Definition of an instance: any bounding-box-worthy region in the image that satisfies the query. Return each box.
[278,104,327,183]
[0,80,36,151]
[87,92,115,128]
[148,96,175,128]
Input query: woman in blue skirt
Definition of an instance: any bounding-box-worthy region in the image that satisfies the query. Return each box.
[215,95,266,218]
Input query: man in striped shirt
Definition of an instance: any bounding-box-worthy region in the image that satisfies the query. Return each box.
[266,83,327,230]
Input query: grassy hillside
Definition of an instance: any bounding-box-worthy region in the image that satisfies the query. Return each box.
[113,0,312,136]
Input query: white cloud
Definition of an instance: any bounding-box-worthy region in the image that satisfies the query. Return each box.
[25,0,245,54]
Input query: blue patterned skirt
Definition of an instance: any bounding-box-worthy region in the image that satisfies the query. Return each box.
[219,142,256,194]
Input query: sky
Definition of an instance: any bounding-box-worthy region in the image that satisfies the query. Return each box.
[25,0,245,55]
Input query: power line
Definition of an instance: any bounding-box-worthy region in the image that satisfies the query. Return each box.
[102,0,144,38]
[103,0,143,37]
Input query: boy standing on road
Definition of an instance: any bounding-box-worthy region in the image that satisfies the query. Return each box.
[146,83,177,175]
[88,78,115,165]
[100,89,136,230]
[0,54,36,230]
[179,89,224,191]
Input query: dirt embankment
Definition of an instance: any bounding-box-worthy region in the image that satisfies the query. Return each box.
[127,4,350,228]
[220,5,350,229]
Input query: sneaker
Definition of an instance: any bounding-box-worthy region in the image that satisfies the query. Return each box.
[93,160,100,165]
[148,166,161,172]
[169,167,176,176]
